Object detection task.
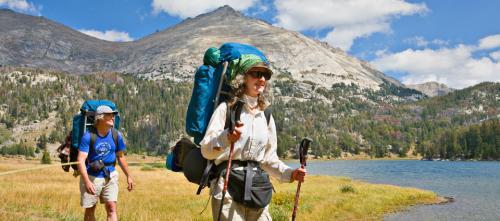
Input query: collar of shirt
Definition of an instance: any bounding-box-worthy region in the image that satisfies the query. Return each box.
[243,94,259,111]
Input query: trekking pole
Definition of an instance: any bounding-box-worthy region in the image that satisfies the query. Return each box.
[291,137,313,221]
[0,161,80,176]
[217,100,245,221]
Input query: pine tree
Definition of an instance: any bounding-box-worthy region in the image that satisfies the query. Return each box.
[41,149,51,164]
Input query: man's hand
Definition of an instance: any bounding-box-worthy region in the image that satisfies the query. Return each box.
[227,121,244,143]
[127,176,134,192]
[84,180,96,195]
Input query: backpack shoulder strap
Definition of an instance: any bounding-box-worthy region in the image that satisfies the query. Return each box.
[224,102,231,130]
[88,131,97,165]
[112,128,119,166]
[112,128,119,149]
[90,132,97,153]
[264,108,272,125]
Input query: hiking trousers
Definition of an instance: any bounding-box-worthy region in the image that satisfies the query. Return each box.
[211,174,272,221]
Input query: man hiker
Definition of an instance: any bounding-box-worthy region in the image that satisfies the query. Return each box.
[77,105,134,221]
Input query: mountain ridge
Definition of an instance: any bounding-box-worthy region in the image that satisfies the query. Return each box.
[406,81,454,97]
[0,5,403,91]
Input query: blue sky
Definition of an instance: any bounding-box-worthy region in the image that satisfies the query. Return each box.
[1,0,499,88]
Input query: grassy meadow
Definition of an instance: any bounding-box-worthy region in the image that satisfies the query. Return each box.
[0,158,442,221]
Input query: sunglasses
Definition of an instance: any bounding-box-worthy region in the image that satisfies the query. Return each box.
[103,113,116,118]
[248,71,271,80]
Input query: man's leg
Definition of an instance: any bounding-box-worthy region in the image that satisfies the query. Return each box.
[80,176,101,221]
[84,205,96,221]
[102,171,119,221]
[105,201,117,221]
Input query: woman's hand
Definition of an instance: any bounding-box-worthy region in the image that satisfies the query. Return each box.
[227,121,244,143]
[292,168,307,182]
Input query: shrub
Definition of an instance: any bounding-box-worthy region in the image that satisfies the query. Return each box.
[340,184,357,193]
[140,165,155,171]
[41,149,51,164]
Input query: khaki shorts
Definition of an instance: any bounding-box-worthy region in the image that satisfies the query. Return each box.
[80,170,119,208]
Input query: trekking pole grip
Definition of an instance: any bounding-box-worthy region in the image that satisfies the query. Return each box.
[292,137,312,221]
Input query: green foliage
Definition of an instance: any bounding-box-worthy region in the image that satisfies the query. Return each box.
[37,134,48,150]
[270,192,294,221]
[340,184,357,193]
[48,129,63,143]
[0,70,191,155]
[140,164,155,171]
[1,68,498,160]
[41,149,51,164]
[424,119,500,160]
[1,142,35,157]
[0,125,11,144]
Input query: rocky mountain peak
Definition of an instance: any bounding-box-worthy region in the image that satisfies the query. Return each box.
[203,5,242,18]
[406,81,454,97]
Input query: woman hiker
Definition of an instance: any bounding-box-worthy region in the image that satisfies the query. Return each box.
[200,60,306,221]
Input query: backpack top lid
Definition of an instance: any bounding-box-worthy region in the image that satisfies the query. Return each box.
[219,42,268,63]
[71,100,120,150]
[203,42,270,82]
[80,100,118,114]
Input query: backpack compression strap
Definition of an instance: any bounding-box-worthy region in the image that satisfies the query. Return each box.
[89,128,119,166]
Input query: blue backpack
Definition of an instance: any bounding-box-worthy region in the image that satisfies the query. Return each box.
[68,100,120,172]
[185,42,269,144]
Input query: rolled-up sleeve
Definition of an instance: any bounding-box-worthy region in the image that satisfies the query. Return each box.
[200,103,231,160]
[261,115,294,183]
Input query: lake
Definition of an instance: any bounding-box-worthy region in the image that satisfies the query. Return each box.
[287,160,500,221]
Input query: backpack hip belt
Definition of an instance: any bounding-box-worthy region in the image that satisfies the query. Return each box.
[215,160,273,208]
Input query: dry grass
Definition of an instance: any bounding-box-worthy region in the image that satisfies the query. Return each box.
[0,159,440,221]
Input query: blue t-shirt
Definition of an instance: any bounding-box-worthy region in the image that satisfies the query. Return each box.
[79,129,126,178]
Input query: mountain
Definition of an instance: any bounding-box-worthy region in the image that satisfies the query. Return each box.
[0,6,403,92]
[0,8,128,73]
[406,81,454,97]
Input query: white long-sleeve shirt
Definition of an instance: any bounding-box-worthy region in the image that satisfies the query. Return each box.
[200,95,294,183]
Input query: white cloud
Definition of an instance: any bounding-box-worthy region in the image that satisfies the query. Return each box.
[273,0,428,51]
[404,36,449,48]
[431,39,449,47]
[250,3,268,16]
[151,0,258,19]
[371,36,500,89]
[490,51,500,62]
[323,21,391,51]
[79,29,134,42]
[404,36,429,47]
[478,34,500,50]
[0,0,39,14]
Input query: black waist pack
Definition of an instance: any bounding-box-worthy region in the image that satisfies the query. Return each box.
[89,160,105,172]
[89,160,113,178]
[220,161,273,208]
